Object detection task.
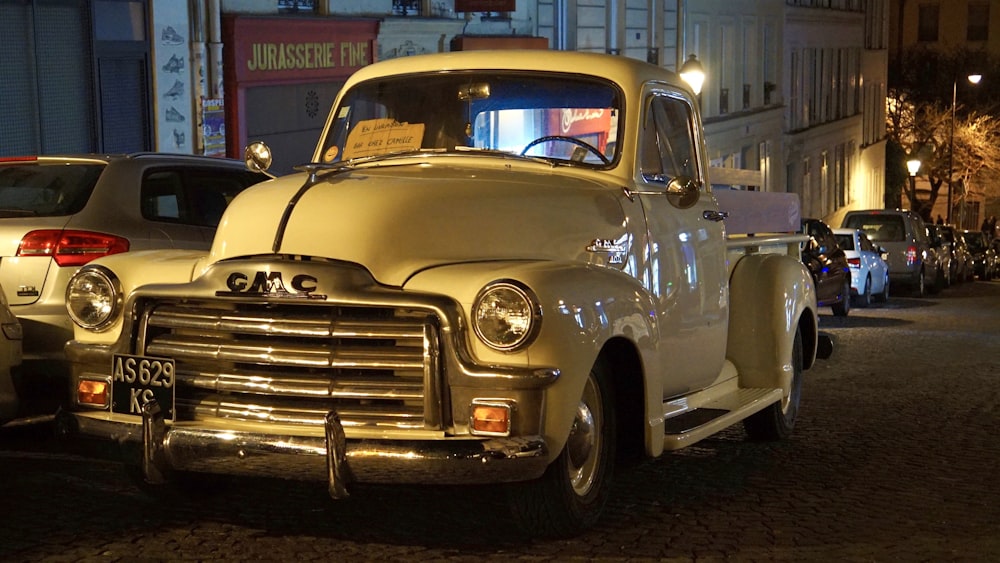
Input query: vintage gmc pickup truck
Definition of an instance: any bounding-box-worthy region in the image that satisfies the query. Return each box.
[60,50,830,537]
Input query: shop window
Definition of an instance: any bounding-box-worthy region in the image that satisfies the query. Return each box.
[278,0,314,13]
[393,0,422,15]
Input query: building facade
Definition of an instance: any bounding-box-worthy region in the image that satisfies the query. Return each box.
[0,0,889,225]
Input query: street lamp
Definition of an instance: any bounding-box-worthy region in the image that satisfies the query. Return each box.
[946,74,982,225]
[907,158,921,211]
[679,54,705,95]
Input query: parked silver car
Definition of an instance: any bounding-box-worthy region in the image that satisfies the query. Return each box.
[841,209,943,297]
[0,154,265,362]
[0,285,23,424]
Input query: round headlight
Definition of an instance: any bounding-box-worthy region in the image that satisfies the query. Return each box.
[472,281,540,351]
[66,266,122,331]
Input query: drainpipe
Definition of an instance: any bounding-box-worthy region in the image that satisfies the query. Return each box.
[207,0,224,99]
[190,0,208,154]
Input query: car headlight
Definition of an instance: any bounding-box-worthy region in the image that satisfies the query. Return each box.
[66,266,122,331]
[472,280,540,352]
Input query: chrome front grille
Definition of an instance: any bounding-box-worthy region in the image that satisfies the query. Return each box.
[135,300,441,430]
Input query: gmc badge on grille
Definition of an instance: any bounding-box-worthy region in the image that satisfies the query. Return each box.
[216,271,327,299]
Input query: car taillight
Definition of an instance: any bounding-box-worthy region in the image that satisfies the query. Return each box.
[905,246,918,266]
[847,257,860,267]
[17,230,129,267]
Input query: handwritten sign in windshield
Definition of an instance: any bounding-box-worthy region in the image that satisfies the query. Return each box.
[342,118,425,159]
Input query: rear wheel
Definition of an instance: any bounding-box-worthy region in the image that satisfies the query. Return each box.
[506,361,616,538]
[913,270,926,297]
[876,274,890,303]
[929,267,944,294]
[744,328,803,441]
[832,279,851,316]
[854,275,872,307]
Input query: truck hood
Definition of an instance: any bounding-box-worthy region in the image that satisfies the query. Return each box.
[207,160,630,287]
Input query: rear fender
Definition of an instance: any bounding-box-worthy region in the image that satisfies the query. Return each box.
[726,253,818,390]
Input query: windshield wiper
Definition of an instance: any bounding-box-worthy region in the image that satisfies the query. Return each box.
[0,208,38,217]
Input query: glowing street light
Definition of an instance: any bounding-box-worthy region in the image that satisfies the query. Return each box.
[947,74,982,224]
[679,54,705,96]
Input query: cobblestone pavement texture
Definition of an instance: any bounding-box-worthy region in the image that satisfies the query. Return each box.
[2,280,999,562]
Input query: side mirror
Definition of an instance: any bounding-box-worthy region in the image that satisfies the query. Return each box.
[665,176,700,209]
[244,141,276,179]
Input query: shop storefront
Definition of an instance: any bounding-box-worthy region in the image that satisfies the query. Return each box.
[222,16,378,175]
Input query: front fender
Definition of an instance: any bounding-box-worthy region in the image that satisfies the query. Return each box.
[69,250,208,345]
[405,261,658,455]
[726,253,818,390]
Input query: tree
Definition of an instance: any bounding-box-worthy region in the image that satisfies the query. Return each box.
[887,46,1000,222]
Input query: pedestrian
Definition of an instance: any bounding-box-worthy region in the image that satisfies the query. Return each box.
[936,215,944,225]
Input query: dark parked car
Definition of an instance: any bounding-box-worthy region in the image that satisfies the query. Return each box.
[802,218,852,316]
[0,154,266,363]
[960,230,997,280]
[936,224,972,284]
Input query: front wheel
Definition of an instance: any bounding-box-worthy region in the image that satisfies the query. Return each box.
[743,328,803,441]
[506,361,616,538]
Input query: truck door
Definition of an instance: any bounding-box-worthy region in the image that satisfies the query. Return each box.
[635,87,728,398]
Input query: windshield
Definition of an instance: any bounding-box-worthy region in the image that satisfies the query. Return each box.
[319,71,622,167]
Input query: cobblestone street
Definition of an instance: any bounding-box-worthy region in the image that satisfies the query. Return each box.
[2,280,999,562]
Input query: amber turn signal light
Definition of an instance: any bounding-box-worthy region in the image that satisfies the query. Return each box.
[77,379,108,408]
[471,402,511,435]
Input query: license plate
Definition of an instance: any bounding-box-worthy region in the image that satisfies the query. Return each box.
[111,354,176,419]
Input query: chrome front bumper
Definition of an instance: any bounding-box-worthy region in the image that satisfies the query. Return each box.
[58,401,550,498]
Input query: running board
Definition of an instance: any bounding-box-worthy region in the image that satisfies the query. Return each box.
[662,387,782,451]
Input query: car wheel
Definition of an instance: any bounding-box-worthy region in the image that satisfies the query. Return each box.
[854,275,872,307]
[832,279,851,316]
[913,269,926,297]
[877,274,890,303]
[929,267,944,294]
[506,360,616,538]
[744,327,803,441]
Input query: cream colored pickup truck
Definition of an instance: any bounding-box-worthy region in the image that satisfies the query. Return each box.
[59,50,830,537]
